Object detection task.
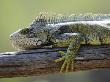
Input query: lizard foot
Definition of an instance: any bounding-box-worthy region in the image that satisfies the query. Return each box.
[55,51,75,72]
[55,33,81,72]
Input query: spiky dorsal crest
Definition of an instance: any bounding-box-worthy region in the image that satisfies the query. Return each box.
[30,12,110,28]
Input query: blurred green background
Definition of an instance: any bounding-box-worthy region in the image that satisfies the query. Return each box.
[0,0,110,82]
[0,0,110,52]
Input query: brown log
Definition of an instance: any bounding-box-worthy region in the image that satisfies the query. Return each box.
[0,44,110,78]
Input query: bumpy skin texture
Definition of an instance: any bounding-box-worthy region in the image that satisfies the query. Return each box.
[10,14,110,72]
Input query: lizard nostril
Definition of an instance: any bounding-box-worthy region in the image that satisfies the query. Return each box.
[10,34,14,39]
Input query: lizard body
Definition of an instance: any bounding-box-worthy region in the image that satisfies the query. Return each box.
[10,13,110,72]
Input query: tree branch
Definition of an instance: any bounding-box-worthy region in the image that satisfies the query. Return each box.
[0,45,110,78]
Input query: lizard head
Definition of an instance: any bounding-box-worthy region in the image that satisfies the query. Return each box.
[10,27,51,50]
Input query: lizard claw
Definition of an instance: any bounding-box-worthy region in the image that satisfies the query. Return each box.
[60,55,75,72]
[55,51,75,72]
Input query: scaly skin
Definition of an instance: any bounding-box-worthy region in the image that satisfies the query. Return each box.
[10,13,110,72]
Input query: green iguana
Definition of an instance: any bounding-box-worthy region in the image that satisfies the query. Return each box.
[10,13,110,72]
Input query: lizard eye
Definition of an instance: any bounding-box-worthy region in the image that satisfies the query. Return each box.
[20,28,29,35]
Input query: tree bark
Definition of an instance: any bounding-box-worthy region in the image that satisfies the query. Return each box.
[0,44,110,78]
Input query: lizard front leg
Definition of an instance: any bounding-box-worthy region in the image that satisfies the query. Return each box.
[55,33,82,72]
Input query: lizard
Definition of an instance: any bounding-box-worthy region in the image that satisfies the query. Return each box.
[10,13,110,72]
